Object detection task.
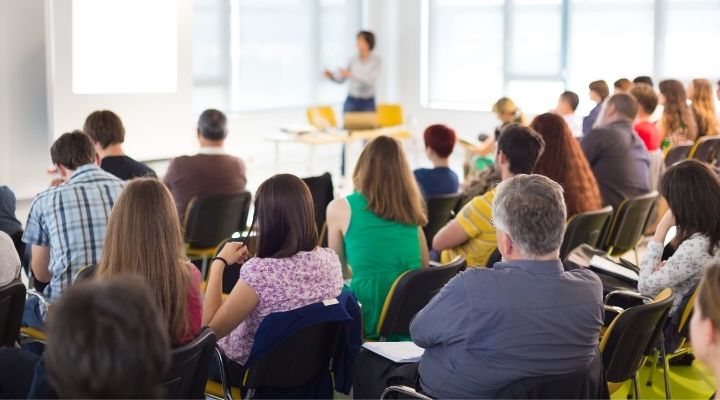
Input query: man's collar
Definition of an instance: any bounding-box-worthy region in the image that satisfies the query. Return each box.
[493,259,564,274]
[198,146,226,155]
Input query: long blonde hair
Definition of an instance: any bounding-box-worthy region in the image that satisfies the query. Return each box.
[659,79,698,141]
[492,97,527,125]
[689,79,719,137]
[96,178,192,345]
[353,136,428,226]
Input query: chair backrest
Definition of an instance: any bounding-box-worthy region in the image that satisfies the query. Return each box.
[377,257,467,339]
[600,289,674,383]
[560,206,614,259]
[423,193,462,246]
[603,192,659,256]
[690,135,720,163]
[243,321,344,392]
[302,172,335,244]
[377,104,404,127]
[184,191,252,249]
[664,141,694,167]
[306,106,337,129]
[0,279,25,347]
[164,327,217,399]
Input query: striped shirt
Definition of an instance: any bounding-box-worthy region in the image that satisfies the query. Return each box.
[441,189,497,267]
[23,164,125,302]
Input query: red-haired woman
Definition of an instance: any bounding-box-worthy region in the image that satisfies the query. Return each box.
[414,124,459,197]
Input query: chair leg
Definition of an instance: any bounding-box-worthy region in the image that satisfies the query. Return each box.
[647,349,659,386]
[246,388,256,400]
[633,373,641,399]
[661,339,671,400]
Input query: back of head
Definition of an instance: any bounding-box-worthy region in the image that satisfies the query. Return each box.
[560,91,580,112]
[492,174,567,258]
[357,30,376,50]
[97,178,190,345]
[83,110,125,149]
[659,79,698,138]
[45,278,170,399]
[50,130,96,170]
[492,97,526,124]
[697,262,720,334]
[496,124,545,175]
[606,93,639,121]
[253,174,318,258]
[198,109,228,141]
[614,78,633,92]
[353,136,428,226]
[633,76,654,87]
[689,79,719,136]
[631,84,659,114]
[423,124,456,158]
[589,80,610,101]
[660,159,720,253]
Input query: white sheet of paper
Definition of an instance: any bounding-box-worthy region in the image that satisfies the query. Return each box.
[590,255,639,282]
[362,341,425,363]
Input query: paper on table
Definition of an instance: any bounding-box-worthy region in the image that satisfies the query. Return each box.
[362,341,424,363]
[590,255,639,282]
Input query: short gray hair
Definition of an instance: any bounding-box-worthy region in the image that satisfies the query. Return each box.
[492,174,567,257]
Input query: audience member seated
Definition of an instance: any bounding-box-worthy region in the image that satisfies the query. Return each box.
[433,125,544,267]
[631,84,661,151]
[659,79,698,146]
[687,79,719,138]
[633,76,654,87]
[83,110,157,180]
[0,232,20,286]
[639,160,720,312]
[0,186,21,238]
[583,80,609,135]
[555,90,583,137]
[163,109,247,221]
[462,97,525,159]
[413,124,459,197]
[354,175,604,399]
[717,80,720,101]
[581,93,650,208]
[204,174,343,376]
[0,278,171,398]
[22,131,125,328]
[94,178,202,345]
[530,113,602,218]
[327,136,428,339]
[691,262,720,398]
[614,78,633,94]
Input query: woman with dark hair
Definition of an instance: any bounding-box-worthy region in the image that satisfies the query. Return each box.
[203,174,343,370]
[658,79,698,146]
[530,113,602,218]
[639,160,720,311]
[583,80,610,135]
[323,30,380,113]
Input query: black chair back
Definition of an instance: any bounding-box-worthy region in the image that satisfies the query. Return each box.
[603,192,658,256]
[378,257,466,339]
[423,193,462,246]
[243,321,344,397]
[184,192,252,249]
[164,327,217,399]
[691,136,720,164]
[560,206,614,259]
[485,248,502,268]
[0,279,25,347]
[302,173,334,245]
[664,141,694,167]
[601,291,674,384]
[493,352,608,399]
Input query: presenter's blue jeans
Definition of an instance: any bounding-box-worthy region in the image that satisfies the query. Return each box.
[341,96,376,176]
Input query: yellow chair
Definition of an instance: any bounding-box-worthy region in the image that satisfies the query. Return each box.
[377,103,412,140]
[306,106,337,129]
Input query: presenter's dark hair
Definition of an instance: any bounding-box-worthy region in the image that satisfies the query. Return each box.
[497,125,545,175]
[357,31,376,50]
[252,174,318,258]
[51,130,96,170]
[83,110,125,148]
[198,108,228,141]
[560,91,580,111]
[44,277,170,399]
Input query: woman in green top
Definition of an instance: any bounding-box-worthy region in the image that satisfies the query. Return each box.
[327,136,429,339]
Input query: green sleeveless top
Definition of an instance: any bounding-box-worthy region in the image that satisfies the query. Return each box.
[345,192,422,339]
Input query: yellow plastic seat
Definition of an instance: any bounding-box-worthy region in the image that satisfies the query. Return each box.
[306,106,337,129]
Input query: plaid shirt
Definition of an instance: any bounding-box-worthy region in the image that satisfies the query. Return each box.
[23,164,125,302]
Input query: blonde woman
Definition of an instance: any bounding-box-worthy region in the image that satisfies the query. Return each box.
[463,97,527,157]
[688,79,719,138]
[658,79,698,146]
[327,136,429,339]
[95,178,202,345]
[690,262,720,399]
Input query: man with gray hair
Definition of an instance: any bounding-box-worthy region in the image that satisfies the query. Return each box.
[407,174,605,398]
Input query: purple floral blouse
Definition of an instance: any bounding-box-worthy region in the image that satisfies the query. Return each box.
[218,248,343,365]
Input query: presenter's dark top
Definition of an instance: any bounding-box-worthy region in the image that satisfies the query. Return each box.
[100,155,157,181]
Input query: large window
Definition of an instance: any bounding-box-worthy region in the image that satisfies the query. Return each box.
[425,0,720,113]
[193,0,363,112]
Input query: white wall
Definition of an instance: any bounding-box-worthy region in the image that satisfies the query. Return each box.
[0,0,52,199]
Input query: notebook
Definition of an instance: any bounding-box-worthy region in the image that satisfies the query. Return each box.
[362,341,424,363]
[589,255,639,283]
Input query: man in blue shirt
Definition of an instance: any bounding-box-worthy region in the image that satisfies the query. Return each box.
[411,174,604,398]
[413,124,459,197]
[22,131,125,327]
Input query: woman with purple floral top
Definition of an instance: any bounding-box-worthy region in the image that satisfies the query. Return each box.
[203,174,343,378]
